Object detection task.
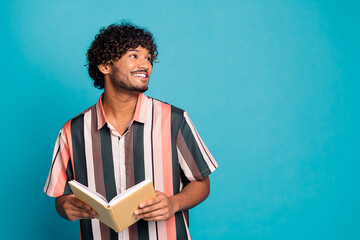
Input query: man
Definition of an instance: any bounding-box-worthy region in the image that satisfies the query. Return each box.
[44,22,218,240]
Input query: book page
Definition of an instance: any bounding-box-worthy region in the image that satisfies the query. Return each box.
[108,179,152,207]
[69,180,109,206]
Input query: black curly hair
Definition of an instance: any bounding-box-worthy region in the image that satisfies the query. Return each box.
[86,22,158,89]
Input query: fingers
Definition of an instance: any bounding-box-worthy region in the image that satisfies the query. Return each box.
[134,192,174,221]
[63,195,98,221]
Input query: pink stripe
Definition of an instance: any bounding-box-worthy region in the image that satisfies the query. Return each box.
[152,100,167,239]
[53,163,68,196]
[161,103,176,239]
[63,121,75,178]
[133,93,143,121]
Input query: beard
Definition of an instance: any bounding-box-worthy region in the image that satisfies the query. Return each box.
[109,66,149,93]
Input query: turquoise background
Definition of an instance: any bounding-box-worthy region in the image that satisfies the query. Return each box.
[1,0,359,239]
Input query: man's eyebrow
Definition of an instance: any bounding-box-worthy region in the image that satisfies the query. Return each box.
[128,49,139,52]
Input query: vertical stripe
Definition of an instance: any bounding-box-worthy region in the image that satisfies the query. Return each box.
[182,212,191,240]
[133,93,143,121]
[152,100,167,240]
[71,114,93,240]
[144,99,157,240]
[124,127,138,240]
[175,212,188,240]
[47,151,65,196]
[114,133,130,240]
[100,126,117,201]
[133,122,150,240]
[133,123,145,184]
[161,103,177,240]
[84,111,102,240]
[44,135,60,193]
[90,106,110,240]
[63,160,74,194]
[170,106,184,194]
[125,127,135,189]
[63,121,75,178]
[100,126,118,239]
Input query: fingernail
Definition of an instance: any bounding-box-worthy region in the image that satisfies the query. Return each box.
[134,210,139,215]
[139,203,145,208]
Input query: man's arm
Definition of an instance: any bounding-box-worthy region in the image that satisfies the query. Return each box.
[134,177,210,221]
[56,194,98,222]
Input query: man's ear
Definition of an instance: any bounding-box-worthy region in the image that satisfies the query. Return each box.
[98,63,111,75]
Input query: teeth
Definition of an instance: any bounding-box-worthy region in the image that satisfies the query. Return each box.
[134,73,146,77]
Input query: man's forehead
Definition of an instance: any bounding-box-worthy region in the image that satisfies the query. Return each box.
[127,46,150,54]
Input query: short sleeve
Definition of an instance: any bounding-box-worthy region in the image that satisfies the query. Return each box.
[176,111,218,181]
[43,129,74,197]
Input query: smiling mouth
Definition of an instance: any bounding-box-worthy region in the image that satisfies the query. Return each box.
[131,71,148,79]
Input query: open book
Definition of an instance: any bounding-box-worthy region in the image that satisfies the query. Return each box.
[68,179,156,232]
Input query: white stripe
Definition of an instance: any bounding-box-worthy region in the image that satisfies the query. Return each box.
[119,135,129,240]
[177,146,196,181]
[182,212,192,240]
[44,134,61,194]
[144,98,157,240]
[52,133,61,161]
[111,134,121,194]
[153,100,164,192]
[110,131,129,240]
[144,98,154,182]
[84,111,101,239]
[152,100,167,239]
[184,113,216,172]
[45,148,63,195]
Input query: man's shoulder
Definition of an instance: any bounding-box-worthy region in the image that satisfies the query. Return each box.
[147,95,185,118]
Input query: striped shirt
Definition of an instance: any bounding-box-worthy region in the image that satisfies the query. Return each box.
[44,93,218,240]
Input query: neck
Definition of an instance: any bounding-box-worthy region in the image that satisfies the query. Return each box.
[102,89,139,120]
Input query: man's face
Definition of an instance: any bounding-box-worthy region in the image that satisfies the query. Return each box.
[108,46,152,93]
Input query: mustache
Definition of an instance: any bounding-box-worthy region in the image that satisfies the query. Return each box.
[131,70,148,74]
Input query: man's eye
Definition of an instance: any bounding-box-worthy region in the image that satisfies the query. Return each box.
[130,54,137,58]
[146,57,151,61]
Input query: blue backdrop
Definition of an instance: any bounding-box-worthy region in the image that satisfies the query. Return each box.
[1,0,359,239]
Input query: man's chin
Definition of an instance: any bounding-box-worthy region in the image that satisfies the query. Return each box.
[134,86,148,93]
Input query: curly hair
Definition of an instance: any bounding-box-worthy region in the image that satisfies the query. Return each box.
[86,22,158,89]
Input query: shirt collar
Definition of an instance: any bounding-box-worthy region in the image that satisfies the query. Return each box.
[95,93,149,130]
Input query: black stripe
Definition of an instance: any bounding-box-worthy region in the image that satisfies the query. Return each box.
[170,106,184,195]
[45,144,60,193]
[99,126,118,239]
[171,106,188,239]
[133,122,150,240]
[63,159,74,195]
[71,114,93,240]
[133,123,145,184]
[100,126,117,201]
[180,120,211,178]
[71,114,87,184]
[175,212,188,240]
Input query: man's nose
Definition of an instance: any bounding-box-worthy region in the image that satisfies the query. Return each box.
[137,57,150,69]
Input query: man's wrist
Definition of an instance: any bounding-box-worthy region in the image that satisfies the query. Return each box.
[169,195,180,214]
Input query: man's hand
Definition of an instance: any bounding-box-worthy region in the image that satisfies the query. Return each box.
[55,194,98,222]
[134,191,178,221]
[134,177,210,222]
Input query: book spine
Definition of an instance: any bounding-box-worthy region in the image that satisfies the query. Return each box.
[109,207,123,232]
